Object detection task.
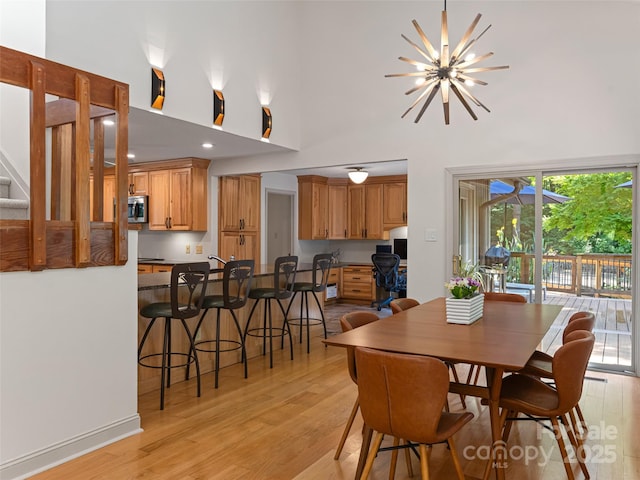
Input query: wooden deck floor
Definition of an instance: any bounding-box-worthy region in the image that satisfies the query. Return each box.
[542,292,633,368]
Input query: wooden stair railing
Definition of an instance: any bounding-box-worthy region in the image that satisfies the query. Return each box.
[0,46,129,272]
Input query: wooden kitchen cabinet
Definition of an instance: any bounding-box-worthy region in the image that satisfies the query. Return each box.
[383,181,407,228]
[128,171,149,195]
[328,180,348,239]
[347,183,384,239]
[298,176,328,240]
[145,159,209,231]
[218,175,261,262]
[137,263,153,274]
[341,266,374,302]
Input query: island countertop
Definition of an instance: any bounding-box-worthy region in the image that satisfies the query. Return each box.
[137,262,349,291]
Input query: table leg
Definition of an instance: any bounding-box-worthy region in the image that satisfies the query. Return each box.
[355,423,373,480]
[485,366,506,480]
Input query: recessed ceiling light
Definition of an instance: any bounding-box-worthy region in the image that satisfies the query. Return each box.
[127,153,135,159]
[102,119,115,126]
[202,143,214,149]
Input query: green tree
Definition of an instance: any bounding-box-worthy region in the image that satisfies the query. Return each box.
[544,173,632,254]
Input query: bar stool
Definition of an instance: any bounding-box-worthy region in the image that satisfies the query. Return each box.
[285,253,332,353]
[189,260,255,389]
[243,255,298,368]
[138,262,210,410]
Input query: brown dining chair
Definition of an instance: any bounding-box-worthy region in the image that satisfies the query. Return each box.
[389,297,419,314]
[356,347,474,480]
[390,296,466,410]
[482,331,595,480]
[334,311,413,478]
[518,311,595,437]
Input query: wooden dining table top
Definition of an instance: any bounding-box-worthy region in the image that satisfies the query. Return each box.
[323,297,563,371]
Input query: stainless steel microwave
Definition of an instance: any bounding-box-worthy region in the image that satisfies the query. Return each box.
[128,195,148,223]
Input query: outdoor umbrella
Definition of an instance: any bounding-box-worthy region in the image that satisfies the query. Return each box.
[614,180,632,188]
[490,180,571,204]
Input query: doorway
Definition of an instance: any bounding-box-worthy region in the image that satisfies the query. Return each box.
[266,190,294,264]
[453,167,635,373]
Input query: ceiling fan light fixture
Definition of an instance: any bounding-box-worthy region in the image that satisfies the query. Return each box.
[348,168,369,184]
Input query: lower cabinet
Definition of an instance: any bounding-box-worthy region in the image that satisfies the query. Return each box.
[341,266,374,303]
[324,268,341,304]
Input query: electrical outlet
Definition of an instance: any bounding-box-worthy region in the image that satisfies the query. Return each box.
[195,244,203,254]
[185,244,191,254]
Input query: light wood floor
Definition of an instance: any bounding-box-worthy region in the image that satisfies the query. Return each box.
[30,319,639,480]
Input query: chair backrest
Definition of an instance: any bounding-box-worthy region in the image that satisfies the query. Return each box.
[340,311,380,384]
[355,347,450,444]
[389,297,420,314]
[552,330,595,415]
[170,262,210,320]
[311,253,333,292]
[562,312,595,343]
[223,259,255,310]
[483,292,526,303]
[273,255,298,299]
[371,253,400,290]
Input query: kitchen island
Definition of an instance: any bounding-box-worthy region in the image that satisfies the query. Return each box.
[137,262,329,394]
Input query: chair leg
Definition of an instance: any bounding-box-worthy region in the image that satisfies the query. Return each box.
[551,415,576,480]
[418,444,431,480]
[276,298,294,360]
[334,396,360,460]
[447,436,465,480]
[311,290,328,346]
[186,308,209,381]
[214,310,222,389]
[574,403,588,439]
[482,407,510,480]
[230,310,248,379]
[360,432,385,480]
[403,439,414,477]
[563,413,590,479]
[159,317,170,410]
[266,299,274,368]
[180,318,201,398]
[304,291,311,353]
[389,437,399,480]
[448,363,466,409]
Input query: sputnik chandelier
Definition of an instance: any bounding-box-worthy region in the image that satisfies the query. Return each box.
[385,1,509,125]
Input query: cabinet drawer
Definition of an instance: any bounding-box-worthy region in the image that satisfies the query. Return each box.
[138,264,153,274]
[342,282,373,300]
[152,265,173,273]
[343,268,372,284]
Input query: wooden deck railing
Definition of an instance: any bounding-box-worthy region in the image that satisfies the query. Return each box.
[0,46,129,272]
[509,252,632,298]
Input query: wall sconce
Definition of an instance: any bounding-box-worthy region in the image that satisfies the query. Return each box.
[262,106,272,139]
[348,167,369,184]
[151,68,165,110]
[213,90,225,126]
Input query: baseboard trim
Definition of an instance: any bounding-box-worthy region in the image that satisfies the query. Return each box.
[0,414,142,480]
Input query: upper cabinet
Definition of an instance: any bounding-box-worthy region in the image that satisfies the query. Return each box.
[299,174,406,241]
[130,158,210,231]
[383,181,407,229]
[218,174,261,263]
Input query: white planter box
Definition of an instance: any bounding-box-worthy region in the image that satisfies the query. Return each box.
[446,293,484,325]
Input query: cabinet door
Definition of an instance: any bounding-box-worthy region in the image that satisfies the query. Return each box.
[328,184,348,239]
[130,171,149,195]
[347,184,366,239]
[239,175,260,232]
[239,232,258,261]
[383,182,407,227]
[312,182,329,239]
[219,176,241,231]
[167,168,192,230]
[219,232,240,261]
[365,183,384,239]
[148,170,171,230]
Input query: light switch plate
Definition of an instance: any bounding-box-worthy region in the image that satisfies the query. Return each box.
[424,229,437,242]
[195,244,203,254]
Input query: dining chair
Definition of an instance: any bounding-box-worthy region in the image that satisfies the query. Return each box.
[389,297,419,314]
[482,331,595,480]
[356,347,474,480]
[390,296,466,410]
[138,262,210,410]
[188,260,255,388]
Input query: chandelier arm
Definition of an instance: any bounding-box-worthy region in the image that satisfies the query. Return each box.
[401,34,436,63]
[452,80,491,112]
[398,56,434,70]
[414,84,441,123]
[450,14,482,61]
[411,20,439,60]
[456,74,488,86]
[401,81,439,118]
[450,83,478,120]
[463,66,509,73]
[440,11,449,68]
[453,51,494,69]
[385,72,436,78]
[404,78,439,96]
[457,24,492,61]
[441,80,450,124]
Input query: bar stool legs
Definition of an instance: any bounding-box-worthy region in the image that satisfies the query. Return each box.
[244,297,293,369]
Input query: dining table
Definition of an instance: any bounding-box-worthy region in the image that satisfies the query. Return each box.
[323,296,562,480]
